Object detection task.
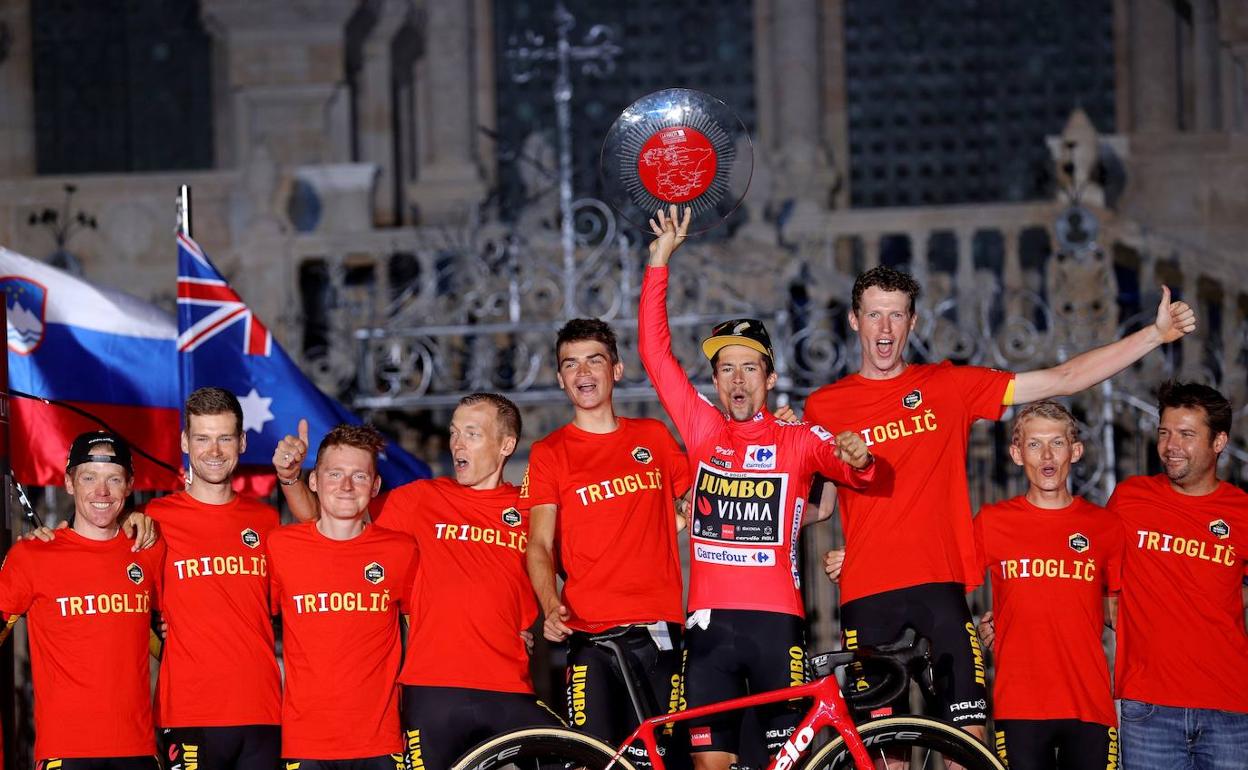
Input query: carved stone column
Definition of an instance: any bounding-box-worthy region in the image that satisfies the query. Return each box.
[200,0,358,167]
[0,0,35,176]
[407,0,487,224]
[757,0,837,231]
[357,0,414,226]
[1192,0,1222,131]
[1129,0,1179,132]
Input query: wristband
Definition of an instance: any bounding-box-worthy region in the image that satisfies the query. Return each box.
[278,476,300,487]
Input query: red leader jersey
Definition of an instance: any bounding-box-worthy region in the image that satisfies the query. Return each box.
[974,496,1122,725]
[377,477,537,693]
[268,522,418,759]
[0,530,165,759]
[145,492,282,727]
[639,266,876,617]
[805,361,1014,603]
[520,418,691,631]
[1110,474,1248,712]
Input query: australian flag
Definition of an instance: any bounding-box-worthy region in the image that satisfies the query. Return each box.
[176,233,429,488]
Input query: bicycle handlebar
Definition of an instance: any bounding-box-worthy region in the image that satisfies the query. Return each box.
[809,627,934,711]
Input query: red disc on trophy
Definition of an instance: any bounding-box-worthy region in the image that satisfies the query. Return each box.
[635,125,718,203]
[601,88,753,234]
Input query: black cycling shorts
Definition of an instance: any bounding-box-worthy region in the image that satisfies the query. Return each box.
[37,758,159,770]
[993,719,1118,770]
[566,623,684,769]
[401,685,562,770]
[682,609,808,757]
[840,581,987,726]
[282,756,408,770]
[161,725,281,770]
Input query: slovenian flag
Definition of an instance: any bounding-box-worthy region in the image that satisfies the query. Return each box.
[176,234,430,488]
[1,246,182,489]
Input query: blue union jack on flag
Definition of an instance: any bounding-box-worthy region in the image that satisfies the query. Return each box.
[177,234,429,487]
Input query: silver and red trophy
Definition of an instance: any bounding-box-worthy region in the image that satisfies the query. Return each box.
[600,88,753,234]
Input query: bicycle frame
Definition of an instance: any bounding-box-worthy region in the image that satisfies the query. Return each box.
[611,672,873,770]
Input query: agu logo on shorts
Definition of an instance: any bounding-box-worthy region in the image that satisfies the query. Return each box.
[126,563,145,585]
[241,528,261,548]
[364,562,385,584]
[692,465,786,544]
[501,507,522,527]
[632,446,653,464]
[902,389,922,409]
[1068,533,1090,553]
[1209,519,1231,539]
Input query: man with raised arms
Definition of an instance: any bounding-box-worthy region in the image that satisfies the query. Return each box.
[523,318,691,764]
[804,266,1194,740]
[268,424,417,768]
[275,394,560,770]
[974,402,1123,769]
[0,432,166,768]
[640,206,876,770]
[1109,381,1247,768]
[147,387,282,770]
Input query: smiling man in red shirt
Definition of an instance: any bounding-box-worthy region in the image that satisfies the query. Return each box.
[1109,381,1248,769]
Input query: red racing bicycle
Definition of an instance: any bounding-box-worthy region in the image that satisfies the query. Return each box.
[451,629,1003,770]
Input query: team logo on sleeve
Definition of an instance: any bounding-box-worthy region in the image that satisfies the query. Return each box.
[1068,533,1090,553]
[632,446,653,464]
[1209,519,1230,539]
[501,507,522,527]
[126,563,145,585]
[364,562,385,584]
[809,425,832,442]
[902,389,923,409]
[744,445,777,470]
[241,528,260,548]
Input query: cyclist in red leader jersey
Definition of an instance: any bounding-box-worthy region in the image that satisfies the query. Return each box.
[805,265,1194,742]
[974,402,1123,770]
[640,206,877,770]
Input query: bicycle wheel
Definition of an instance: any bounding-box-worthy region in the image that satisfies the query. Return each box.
[451,726,641,770]
[805,717,1005,770]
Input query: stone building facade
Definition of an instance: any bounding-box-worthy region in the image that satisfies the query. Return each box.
[0,0,1246,709]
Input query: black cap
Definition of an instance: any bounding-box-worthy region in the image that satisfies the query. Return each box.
[66,431,133,474]
[701,318,774,362]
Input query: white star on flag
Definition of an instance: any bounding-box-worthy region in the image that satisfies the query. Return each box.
[238,388,275,434]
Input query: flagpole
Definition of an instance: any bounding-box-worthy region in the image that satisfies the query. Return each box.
[176,185,192,238]
[0,297,15,765]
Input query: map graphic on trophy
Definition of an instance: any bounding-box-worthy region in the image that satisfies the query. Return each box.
[600,88,753,234]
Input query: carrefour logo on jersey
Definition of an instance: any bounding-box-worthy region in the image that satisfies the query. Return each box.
[744,445,777,470]
[692,464,786,545]
[693,543,773,566]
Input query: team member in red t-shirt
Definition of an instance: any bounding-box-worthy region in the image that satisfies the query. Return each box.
[523,318,691,762]
[641,207,876,770]
[1109,382,1248,769]
[0,432,164,768]
[974,402,1122,769]
[274,394,560,770]
[268,424,417,768]
[804,265,1194,738]
[146,387,282,770]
